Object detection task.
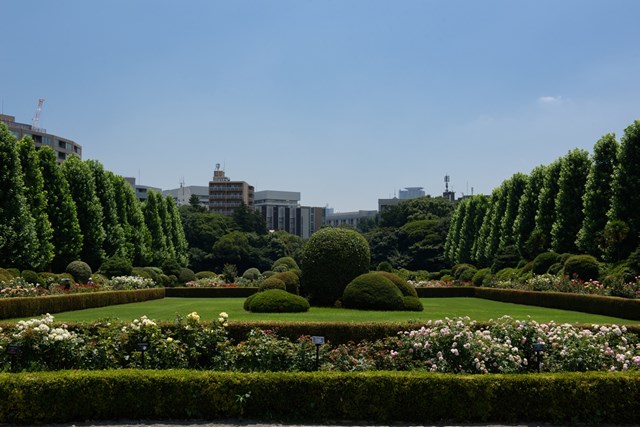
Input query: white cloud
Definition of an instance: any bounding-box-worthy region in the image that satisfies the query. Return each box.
[538,95,563,104]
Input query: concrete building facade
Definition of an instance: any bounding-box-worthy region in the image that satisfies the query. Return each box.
[125,177,162,202]
[163,185,209,208]
[254,190,325,239]
[0,113,82,162]
[324,210,378,228]
[208,165,254,216]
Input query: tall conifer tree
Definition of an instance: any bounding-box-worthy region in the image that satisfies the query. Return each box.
[513,165,546,259]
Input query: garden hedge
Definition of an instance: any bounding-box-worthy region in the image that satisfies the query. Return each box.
[0,289,165,319]
[165,287,257,298]
[0,370,638,425]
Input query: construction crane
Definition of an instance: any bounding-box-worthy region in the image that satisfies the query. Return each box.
[32,98,44,131]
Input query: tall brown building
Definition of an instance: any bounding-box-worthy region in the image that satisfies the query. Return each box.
[208,164,254,215]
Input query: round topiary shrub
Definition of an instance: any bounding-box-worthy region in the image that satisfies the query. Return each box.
[563,255,600,281]
[272,257,299,271]
[21,270,42,285]
[161,259,182,278]
[245,289,310,313]
[0,268,13,283]
[195,271,217,279]
[377,261,393,272]
[403,296,424,311]
[242,268,261,281]
[471,268,491,286]
[532,252,560,275]
[273,271,300,295]
[452,263,476,280]
[375,271,417,297]
[243,293,257,311]
[547,262,563,275]
[132,267,152,280]
[65,260,92,284]
[259,277,286,292]
[273,265,289,273]
[342,272,404,311]
[99,256,133,279]
[90,273,109,286]
[178,268,196,284]
[301,227,371,306]
[6,268,20,278]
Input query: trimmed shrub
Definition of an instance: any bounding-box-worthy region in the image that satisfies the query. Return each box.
[518,261,534,278]
[245,289,310,313]
[494,268,518,281]
[452,263,476,280]
[161,259,182,278]
[402,296,424,311]
[259,277,286,292]
[99,256,133,279]
[471,268,491,287]
[90,273,109,286]
[143,267,162,282]
[342,272,404,311]
[547,263,563,275]
[375,271,417,297]
[262,270,275,278]
[491,245,521,273]
[272,257,299,271]
[242,268,261,281]
[438,269,452,277]
[563,255,600,281]
[178,268,196,284]
[0,268,13,283]
[458,268,478,283]
[20,270,42,285]
[273,265,288,273]
[532,252,561,275]
[377,261,393,272]
[222,263,238,283]
[195,271,217,279]
[131,267,152,280]
[301,227,370,306]
[273,271,300,295]
[6,268,20,278]
[243,293,256,311]
[65,261,92,284]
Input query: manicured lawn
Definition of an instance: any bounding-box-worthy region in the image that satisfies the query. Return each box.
[12,297,640,324]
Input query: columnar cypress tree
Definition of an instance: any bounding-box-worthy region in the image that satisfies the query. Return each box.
[37,147,82,272]
[0,123,39,269]
[482,185,507,265]
[607,120,640,259]
[473,188,499,266]
[61,155,106,269]
[457,195,489,264]
[576,134,619,257]
[443,200,466,263]
[498,173,529,250]
[166,196,189,266]
[532,159,563,252]
[17,137,54,270]
[87,160,126,260]
[158,194,176,259]
[143,191,168,265]
[112,174,152,266]
[551,149,591,254]
[513,165,546,259]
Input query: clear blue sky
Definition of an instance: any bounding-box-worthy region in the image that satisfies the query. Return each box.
[2,1,639,212]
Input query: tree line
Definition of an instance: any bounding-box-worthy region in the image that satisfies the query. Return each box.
[444,120,640,269]
[0,122,188,272]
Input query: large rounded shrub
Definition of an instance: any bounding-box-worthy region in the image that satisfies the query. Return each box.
[342,272,404,311]
[273,271,300,295]
[563,255,600,281]
[301,227,370,306]
[272,257,299,271]
[242,268,261,281]
[375,271,417,297]
[245,289,310,313]
[99,256,133,279]
[21,270,42,285]
[65,260,92,284]
[178,268,196,284]
[161,259,182,278]
[403,296,424,312]
[259,277,286,292]
[532,252,561,275]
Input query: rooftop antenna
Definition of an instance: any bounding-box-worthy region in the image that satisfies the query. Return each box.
[32,98,44,131]
[444,175,450,192]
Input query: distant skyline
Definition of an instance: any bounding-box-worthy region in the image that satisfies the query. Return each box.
[2,0,639,212]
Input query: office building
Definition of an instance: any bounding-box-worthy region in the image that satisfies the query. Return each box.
[324,210,378,228]
[125,177,162,202]
[208,164,254,215]
[254,190,325,239]
[163,185,209,208]
[399,187,425,200]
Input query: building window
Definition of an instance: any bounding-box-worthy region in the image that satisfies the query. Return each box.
[57,151,66,160]
[58,140,66,149]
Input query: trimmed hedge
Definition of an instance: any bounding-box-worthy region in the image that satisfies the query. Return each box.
[165,287,258,298]
[0,370,638,425]
[416,287,475,298]
[0,289,165,319]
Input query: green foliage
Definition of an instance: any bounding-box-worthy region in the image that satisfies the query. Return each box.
[402,296,424,311]
[458,267,478,282]
[6,268,20,278]
[301,227,371,306]
[563,255,600,281]
[244,289,310,313]
[273,271,300,294]
[342,272,404,311]
[99,256,133,279]
[65,260,92,284]
[380,196,455,227]
[513,165,546,259]
[576,134,619,257]
[493,268,518,281]
[532,252,561,275]
[20,270,42,285]
[179,206,230,270]
[143,191,169,265]
[211,231,250,270]
[376,261,393,272]
[61,156,107,270]
[242,268,261,281]
[375,271,417,297]
[451,263,475,280]
[232,202,267,234]
[222,263,238,284]
[195,271,218,279]
[258,277,286,291]
[498,173,529,250]
[165,196,189,266]
[161,258,182,278]
[491,245,520,273]
[272,256,299,271]
[551,149,591,254]
[0,124,39,270]
[533,159,563,253]
[471,268,491,286]
[608,120,640,259]
[111,174,152,266]
[178,268,196,284]
[547,262,563,275]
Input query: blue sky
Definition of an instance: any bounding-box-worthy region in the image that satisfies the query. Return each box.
[2,1,639,212]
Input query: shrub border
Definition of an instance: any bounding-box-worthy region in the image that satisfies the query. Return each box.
[0,370,638,425]
[0,288,165,319]
[165,287,257,298]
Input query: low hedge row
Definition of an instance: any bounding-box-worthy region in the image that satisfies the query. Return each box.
[165,287,258,298]
[0,289,165,319]
[0,370,638,424]
[415,286,475,298]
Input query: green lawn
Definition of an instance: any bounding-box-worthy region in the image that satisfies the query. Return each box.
[12,297,639,324]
